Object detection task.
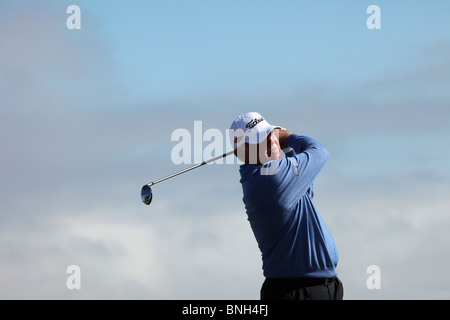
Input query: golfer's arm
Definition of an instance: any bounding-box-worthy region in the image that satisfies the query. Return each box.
[286,134,329,158]
[274,135,329,199]
[286,134,330,178]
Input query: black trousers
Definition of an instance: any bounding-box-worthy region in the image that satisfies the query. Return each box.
[260,277,344,300]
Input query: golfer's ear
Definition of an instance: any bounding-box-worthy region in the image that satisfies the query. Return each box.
[266,138,272,157]
[267,131,278,152]
[270,129,280,142]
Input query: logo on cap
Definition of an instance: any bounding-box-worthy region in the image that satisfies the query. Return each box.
[246,117,264,129]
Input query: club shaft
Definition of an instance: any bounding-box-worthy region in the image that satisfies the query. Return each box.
[147,150,234,187]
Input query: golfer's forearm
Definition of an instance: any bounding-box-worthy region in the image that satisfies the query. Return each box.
[278,129,292,149]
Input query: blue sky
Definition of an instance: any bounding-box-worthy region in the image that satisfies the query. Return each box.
[72,0,450,99]
[1,1,450,300]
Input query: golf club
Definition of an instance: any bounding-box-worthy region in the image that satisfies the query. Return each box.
[141,150,235,205]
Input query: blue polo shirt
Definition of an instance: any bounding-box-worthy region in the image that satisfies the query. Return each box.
[239,134,338,278]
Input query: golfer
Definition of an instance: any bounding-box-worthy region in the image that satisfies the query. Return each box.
[230,112,343,300]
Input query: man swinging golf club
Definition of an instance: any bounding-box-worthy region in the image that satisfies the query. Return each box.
[230,112,343,300]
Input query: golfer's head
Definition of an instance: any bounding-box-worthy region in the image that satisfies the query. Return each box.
[229,112,281,164]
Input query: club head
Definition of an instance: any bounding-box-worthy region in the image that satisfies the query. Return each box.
[141,185,153,205]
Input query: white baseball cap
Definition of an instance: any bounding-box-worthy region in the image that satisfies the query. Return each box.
[229,112,281,148]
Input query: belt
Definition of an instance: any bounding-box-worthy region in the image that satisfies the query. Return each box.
[266,276,337,287]
[324,277,336,286]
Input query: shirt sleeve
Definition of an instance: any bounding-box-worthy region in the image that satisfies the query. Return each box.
[263,134,330,207]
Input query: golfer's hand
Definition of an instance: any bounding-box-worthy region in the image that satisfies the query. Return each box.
[278,128,292,150]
